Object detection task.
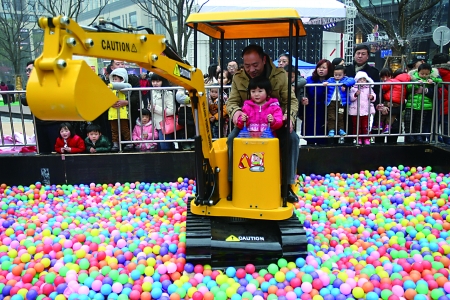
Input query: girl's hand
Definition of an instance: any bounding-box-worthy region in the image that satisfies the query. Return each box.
[323,82,328,86]
[427,79,433,84]
[267,114,273,123]
[301,97,308,105]
[65,147,71,153]
[354,90,361,96]
[369,94,374,100]
[209,116,215,122]
[241,114,247,122]
[341,86,346,92]
[90,148,96,153]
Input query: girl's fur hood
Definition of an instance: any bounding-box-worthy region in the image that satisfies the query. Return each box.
[354,71,374,87]
[109,68,129,83]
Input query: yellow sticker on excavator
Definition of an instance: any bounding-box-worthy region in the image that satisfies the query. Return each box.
[226,235,240,242]
[173,64,181,77]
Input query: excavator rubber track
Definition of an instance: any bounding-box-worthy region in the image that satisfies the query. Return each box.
[186,203,308,268]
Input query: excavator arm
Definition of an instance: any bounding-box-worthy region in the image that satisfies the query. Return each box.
[27,16,214,163]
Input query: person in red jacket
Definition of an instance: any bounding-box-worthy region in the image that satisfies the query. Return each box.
[55,122,86,154]
[139,73,151,109]
[432,53,450,144]
[380,69,411,133]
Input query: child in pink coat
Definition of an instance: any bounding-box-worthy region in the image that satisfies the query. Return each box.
[132,108,158,151]
[237,76,283,137]
[349,71,376,145]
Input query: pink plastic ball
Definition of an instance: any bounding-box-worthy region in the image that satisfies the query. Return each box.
[78,286,90,295]
[340,283,352,295]
[286,291,297,300]
[112,282,123,294]
[246,283,257,293]
[91,280,103,291]
[391,285,404,297]
[301,282,312,293]
[166,263,177,274]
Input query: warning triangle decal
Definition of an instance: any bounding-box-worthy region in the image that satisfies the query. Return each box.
[173,64,181,76]
[131,44,137,53]
[226,235,240,242]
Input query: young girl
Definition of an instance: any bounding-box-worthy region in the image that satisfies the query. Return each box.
[132,108,158,151]
[405,63,442,143]
[217,70,233,96]
[149,73,175,151]
[55,122,86,154]
[108,68,134,152]
[176,89,195,150]
[236,76,283,137]
[349,71,376,145]
[208,84,228,138]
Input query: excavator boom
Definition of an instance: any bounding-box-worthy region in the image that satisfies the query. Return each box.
[27,16,213,162]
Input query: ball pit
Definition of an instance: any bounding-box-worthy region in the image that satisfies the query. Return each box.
[0,166,450,300]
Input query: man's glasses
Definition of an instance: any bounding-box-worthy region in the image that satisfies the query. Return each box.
[25,68,32,73]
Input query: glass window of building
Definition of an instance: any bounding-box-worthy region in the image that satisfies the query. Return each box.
[2,1,10,10]
[129,12,137,27]
[28,0,36,10]
[155,20,165,35]
[112,16,121,27]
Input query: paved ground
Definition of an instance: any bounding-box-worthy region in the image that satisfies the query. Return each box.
[0,104,34,138]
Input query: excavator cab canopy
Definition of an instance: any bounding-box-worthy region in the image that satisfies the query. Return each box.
[186,9,306,40]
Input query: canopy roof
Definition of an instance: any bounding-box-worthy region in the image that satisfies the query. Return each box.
[186,9,306,40]
[199,0,347,24]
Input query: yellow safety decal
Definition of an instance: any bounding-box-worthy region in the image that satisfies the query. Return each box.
[173,64,181,77]
[225,235,240,242]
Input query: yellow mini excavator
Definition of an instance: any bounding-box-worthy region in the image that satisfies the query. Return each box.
[27,10,307,267]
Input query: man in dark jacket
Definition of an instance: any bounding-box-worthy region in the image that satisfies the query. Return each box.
[226,44,300,203]
[6,81,14,103]
[345,45,394,144]
[21,60,61,154]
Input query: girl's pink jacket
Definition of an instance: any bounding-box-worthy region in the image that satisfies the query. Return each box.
[237,98,284,133]
[349,85,376,116]
[132,120,158,151]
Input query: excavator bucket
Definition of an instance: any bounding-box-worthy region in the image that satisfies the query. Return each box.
[26,59,118,121]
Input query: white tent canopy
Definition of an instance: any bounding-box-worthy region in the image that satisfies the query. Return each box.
[199,0,347,23]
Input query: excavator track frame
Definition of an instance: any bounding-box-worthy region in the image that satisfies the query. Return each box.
[186,202,308,268]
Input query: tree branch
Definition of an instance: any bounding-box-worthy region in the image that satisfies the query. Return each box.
[352,0,397,39]
[407,0,441,25]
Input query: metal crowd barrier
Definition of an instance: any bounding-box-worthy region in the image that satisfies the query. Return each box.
[297,81,449,144]
[1,81,449,153]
